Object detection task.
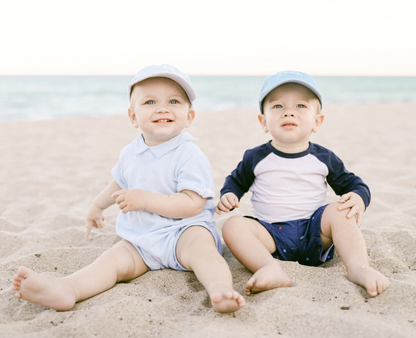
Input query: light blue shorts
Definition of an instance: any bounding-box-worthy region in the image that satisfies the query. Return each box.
[132,223,222,271]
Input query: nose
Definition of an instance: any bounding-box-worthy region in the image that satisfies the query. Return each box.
[156,105,170,113]
[282,110,295,118]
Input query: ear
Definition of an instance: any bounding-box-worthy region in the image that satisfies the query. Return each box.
[258,114,269,133]
[185,108,195,128]
[312,113,324,133]
[128,107,139,129]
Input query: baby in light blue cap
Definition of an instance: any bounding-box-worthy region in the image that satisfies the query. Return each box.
[216,70,389,297]
[12,64,245,313]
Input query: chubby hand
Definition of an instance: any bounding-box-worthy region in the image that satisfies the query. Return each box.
[86,205,105,238]
[338,192,366,227]
[112,189,148,213]
[215,192,239,215]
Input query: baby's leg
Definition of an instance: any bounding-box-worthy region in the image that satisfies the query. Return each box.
[321,203,389,296]
[12,240,148,310]
[222,216,291,295]
[176,226,245,313]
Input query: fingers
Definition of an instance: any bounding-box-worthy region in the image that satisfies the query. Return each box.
[346,205,359,219]
[111,190,121,199]
[215,203,234,215]
[338,192,351,204]
[338,192,365,227]
[112,190,127,209]
[111,189,125,200]
[215,202,229,214]
[216,194,239,214]
[338,195,354,211]
[115,200,131,213]
[222,194,239,209]
[121,205,130,214]
[85,217,105,238]
[356,211,363,228]
[85,221,93,238]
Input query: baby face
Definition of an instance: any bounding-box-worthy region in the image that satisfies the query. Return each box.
[260,83,323,152]
[129,77,194,146]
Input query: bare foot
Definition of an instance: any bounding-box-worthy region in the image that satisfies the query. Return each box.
[209,283,245,313]
[12,266,76,310]
[245,261,291,295]
[347,265,390,296]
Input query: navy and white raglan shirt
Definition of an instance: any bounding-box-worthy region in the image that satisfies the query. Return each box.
[221,141,370,224]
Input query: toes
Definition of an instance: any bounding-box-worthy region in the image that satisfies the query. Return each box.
[17,266,32,279]
[13,275,22,283]
[367,280,385,296]
[366,281,378,296]
[245,277,255,295]
[223,291,233,300]
[210,292,223,304]
[246,276,255,287]
[231,291,240,300]
[253,279,266,289]
[376,278,389,294]
[15,292,22,299]
[210,289,245,311]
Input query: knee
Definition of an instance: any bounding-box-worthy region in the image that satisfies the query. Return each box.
[222,216,243,242]
[323,203,358,230]
[99,242,135,277]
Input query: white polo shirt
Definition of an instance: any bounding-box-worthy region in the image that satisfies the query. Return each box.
[112,132,219,268]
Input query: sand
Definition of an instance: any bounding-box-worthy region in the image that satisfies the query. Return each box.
[1,103,415,338]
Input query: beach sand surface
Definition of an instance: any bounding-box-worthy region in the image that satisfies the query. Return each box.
[1,103,415,337]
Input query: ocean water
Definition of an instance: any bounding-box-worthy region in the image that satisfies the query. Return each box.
[1,76,416,121]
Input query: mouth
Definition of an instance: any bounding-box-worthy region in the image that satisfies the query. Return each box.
[153,119,173,123]
[281,122,297,127]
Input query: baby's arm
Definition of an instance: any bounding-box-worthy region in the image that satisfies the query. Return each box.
[86,180,122,238]
[215,192,239,215]
[111,189,206,219]
[338,192,366,227]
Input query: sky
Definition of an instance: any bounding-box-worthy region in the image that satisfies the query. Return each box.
[1,0,415,76]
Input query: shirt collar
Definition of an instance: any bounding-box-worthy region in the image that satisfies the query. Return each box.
[266,141,312,158]
[134,132,197,158]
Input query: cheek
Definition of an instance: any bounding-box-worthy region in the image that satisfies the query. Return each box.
[265,116,277,128]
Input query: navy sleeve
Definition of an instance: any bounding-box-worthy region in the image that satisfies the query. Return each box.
[220,144,271,200]
[312,144,371,208]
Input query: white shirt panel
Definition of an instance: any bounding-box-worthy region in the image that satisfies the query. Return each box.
[250,153,328,223]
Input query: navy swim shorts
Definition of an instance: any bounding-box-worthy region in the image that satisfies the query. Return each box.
[246,204,335,266]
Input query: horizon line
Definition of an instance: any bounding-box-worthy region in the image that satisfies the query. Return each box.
[1,73,416,77]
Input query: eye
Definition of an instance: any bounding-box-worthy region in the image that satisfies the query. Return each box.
[169,99,179,104]
[273,104,283,109]
[297,104,306,108]
[145,100,155,105]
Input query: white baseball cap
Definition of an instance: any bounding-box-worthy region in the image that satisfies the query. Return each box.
[129,64,196,102]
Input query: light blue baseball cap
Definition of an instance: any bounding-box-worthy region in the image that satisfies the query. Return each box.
[129,64,196,102]
[258,70,322,113]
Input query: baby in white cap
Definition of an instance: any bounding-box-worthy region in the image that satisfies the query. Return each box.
[12,64,245,313]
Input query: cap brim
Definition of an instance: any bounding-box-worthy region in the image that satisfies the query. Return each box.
[129,73,196,103]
